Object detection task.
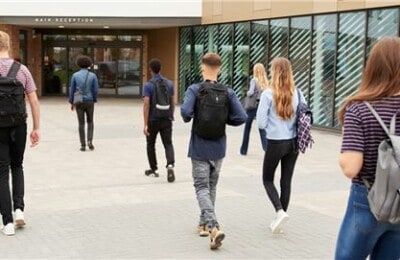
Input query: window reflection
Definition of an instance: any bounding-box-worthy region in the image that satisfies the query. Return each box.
[310,15,337,127]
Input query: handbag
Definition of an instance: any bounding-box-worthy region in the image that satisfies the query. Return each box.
[73,71,89,105]
[244,85,260,110]
[73,90,83,105]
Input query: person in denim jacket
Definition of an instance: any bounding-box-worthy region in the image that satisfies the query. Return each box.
[68,55,99,151]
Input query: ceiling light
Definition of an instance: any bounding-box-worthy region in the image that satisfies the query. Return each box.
[58,25,64,28]
[103,26,110,29]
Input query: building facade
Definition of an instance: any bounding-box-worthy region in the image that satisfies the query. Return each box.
[1,1,400,129]
[180,0,400,129]
[0,1,201,103]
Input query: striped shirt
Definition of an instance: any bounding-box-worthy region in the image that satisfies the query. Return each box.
[0,58,36,94]
[341,96,400,185]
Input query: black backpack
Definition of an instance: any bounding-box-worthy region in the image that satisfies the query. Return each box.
[0,62,27,127]
[151,79,171,119]
[194,82,229,139]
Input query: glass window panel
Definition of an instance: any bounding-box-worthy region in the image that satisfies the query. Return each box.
[269,18,289,69]
[44,47,67,95]
[179,27,193,102]
[119,35,142,41]
[206,25,218,53]
[18,31,27,65]
[367,8,399,54]
[192,26,206,84]
[250,21,268,70]
[334,12,366,127]
[218,24,234,86]
[310,14,337,127]
[93,48,118,95]
[43,34,67,41]
[117,48,141,96]
[69,35,117,41]
[233,22,250,100]
[289,16,312,98]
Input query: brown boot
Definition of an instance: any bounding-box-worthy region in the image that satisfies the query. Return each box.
[209,226,225,250]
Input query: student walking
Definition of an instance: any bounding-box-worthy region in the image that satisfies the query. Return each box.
[181,53,247,250]
[335,37,400,259]
[143,58,175,182]
[257,57,306,234]
[0,30,41,236]
[68,55,99,151]
[240,63,268,155]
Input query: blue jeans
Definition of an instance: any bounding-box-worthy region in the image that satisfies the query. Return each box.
[191,159,223,230]
[335,183,400,260]
[240,108,267,155]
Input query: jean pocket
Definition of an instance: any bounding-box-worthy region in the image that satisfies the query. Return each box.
[354,201,378,234]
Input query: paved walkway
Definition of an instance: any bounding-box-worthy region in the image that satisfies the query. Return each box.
[0,97,349,259]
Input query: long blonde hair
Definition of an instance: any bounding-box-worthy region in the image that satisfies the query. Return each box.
[270,57,295,120]
[0,31,10,51]
[338,37,400,124]
[253,63,268,91]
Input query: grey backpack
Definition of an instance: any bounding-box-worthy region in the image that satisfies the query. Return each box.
[364,101,400,224]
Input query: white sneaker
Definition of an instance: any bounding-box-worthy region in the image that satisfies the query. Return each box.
[15,209,25,228]
[2,223,15,236]
[270,210,289,234]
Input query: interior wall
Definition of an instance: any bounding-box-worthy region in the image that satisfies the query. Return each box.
[146,27,179,103]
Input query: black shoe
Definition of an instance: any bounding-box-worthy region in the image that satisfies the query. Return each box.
[167,165,175,183]
[88,143,95,151]
[80,146,86,151]
[145,169,159,177]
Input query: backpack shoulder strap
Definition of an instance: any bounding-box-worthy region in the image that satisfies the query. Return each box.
[296,88,301,112]
[364,101,391,136]
[7,62,21,78]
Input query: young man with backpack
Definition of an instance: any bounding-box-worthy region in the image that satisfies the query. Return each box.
[0,30,40,236]
[180,53,247,250]
[143,58,175,182]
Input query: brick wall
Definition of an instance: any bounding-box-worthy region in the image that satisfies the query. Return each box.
[0,24,42,96]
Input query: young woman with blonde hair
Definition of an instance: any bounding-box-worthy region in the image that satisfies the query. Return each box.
[256,57,306,234]
[335,37,400,259]
[240,63,268,155]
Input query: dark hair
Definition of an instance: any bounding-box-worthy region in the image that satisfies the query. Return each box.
[149,58,161,74]
[76,55,92,68]
[201,53,222,67]
[338,37,400,123]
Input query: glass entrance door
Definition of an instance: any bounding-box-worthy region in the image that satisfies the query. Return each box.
[93,47,118,95]
[117,48,141,95]
[42,33,143,97]
[43,47,68,95]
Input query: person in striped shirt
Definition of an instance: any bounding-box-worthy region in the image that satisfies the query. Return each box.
[335,37,400,259]
[0,30,40,236]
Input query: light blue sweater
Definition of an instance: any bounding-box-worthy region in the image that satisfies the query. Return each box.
[256,88,306,140]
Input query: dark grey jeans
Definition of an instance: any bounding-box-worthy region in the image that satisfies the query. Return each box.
[191,159,223,230]
[76,101,94,146]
